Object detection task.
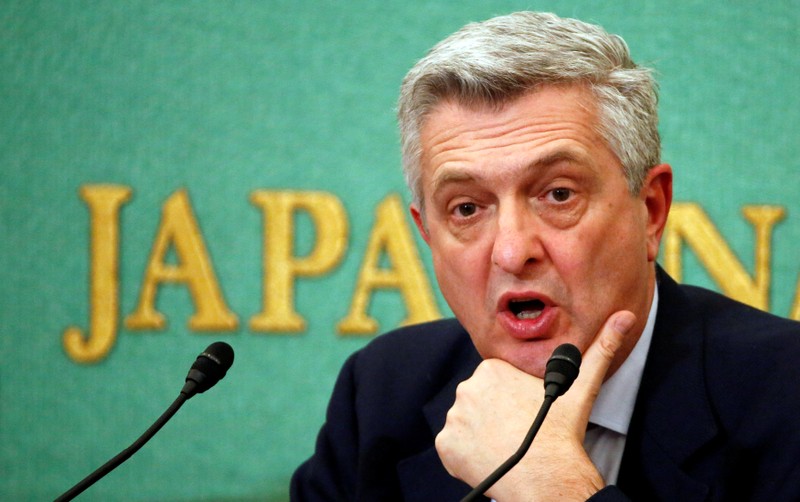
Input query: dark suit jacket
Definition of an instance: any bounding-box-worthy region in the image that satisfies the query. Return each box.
[291,271,800,501]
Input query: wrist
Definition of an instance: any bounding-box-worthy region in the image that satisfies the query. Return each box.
[487,457,604,502]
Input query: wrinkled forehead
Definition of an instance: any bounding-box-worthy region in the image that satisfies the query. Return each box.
[418,83,602,162]
[418,81,599,140]
[415,84,625,205]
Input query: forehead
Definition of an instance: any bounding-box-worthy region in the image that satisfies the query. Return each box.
[421,84,602,159]
[417,84,617,194]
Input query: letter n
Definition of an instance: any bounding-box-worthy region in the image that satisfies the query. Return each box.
[662,203,785,311]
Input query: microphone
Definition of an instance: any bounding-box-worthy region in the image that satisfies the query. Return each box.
[461,343,582,502]
[544,343,582,398]
[55,342,235,502]
[181,341,235,397]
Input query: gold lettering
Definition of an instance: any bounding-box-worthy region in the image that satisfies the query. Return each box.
[791,275,800,321]
[249,191,348,332]
[337,193,441,334]
[63,185,132,363]
[124,189,238,331]
[663,203,785,311]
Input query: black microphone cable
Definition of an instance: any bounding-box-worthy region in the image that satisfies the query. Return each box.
[54,342,234,502]
[460,343,581,502]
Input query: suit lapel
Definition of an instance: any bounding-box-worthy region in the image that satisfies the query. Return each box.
[618,270,719,501]
[396,269,720,501]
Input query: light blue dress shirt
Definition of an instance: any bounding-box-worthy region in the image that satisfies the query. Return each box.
[584,286,659,484]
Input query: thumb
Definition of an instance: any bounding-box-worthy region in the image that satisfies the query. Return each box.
[566,311,636,419]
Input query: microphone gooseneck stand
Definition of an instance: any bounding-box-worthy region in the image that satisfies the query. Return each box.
[53,341,234,502]
[54,392,190,502]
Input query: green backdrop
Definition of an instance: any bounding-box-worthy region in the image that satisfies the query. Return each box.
[2,1,798,500]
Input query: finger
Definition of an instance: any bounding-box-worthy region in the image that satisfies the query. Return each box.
[568,310,636,409]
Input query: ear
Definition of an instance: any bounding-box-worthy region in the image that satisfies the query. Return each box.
[410,203,431,245]
[641,163,673,262]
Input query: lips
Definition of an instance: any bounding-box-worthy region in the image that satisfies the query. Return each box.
[497,292,556,340]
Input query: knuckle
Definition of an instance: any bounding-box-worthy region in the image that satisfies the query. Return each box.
[454,379,470,399]
[598,327,624,359]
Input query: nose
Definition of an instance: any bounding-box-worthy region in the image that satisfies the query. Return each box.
[491,201,545,275]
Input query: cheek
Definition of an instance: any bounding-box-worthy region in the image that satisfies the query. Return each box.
[563,210,650,314]
[430,237,492,307]
[433,244,484,290]
[549,209,644,298]
[544,227,604,284]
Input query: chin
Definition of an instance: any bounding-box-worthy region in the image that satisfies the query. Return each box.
[515,360,547,379]
[500,347,549,378]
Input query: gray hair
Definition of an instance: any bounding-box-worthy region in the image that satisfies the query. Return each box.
[397,11,660,209]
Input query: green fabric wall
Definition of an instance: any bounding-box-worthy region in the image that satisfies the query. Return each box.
[2,1,798,500]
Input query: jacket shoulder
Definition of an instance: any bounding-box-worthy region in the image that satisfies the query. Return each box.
[675,282,800,429]
[349,318,479,398]
[678,282,800,355]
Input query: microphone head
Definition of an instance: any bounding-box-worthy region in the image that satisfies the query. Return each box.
[182,342,235,397]
[544,343,581,399]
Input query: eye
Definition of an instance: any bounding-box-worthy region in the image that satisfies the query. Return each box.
[549,187,573,202]
[454,202,478,217]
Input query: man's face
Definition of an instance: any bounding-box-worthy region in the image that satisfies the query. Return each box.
[412,84,670,378]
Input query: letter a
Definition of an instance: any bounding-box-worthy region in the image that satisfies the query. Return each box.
[337,194,441,334]
[125,189,238,331]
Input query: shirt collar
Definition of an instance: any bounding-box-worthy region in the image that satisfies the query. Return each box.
[588,285,659,435]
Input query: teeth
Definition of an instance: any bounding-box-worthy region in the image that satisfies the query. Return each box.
[516,310,542,320]
[509,298,545,320]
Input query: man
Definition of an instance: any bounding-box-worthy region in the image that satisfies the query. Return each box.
[292,12,800,501]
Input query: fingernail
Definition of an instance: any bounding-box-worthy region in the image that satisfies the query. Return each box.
[613,312,636,334]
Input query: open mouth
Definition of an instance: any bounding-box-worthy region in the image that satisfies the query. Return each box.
[508,298,546,320]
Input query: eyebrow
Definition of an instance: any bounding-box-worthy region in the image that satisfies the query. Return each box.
[430,170,478,195]
[430,149,586,197]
